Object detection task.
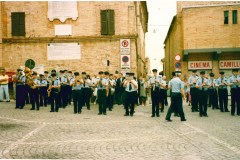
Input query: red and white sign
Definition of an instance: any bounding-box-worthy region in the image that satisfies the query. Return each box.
[120,39,130,54]
[188,61,212,70]
[219,60,240,69]
[175,54,181,61]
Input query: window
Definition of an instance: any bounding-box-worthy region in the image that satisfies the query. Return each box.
[232,10,238,24]
[101,10,115,35]
[224,11,229,24]
[11,12,25,36]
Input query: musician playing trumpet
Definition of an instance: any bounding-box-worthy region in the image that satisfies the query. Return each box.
[29,71,41,111]
[48,73,61,112]
[148,69,162,117]
[227,69,240,116]
[208,73,219,110]
[70,72,84,114]
[216,71,229,112]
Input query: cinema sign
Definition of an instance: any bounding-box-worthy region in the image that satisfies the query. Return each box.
[219,60,240,69]
[188,61,212,70]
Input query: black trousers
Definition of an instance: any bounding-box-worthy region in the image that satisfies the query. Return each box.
[124,91,136,115]
[208,88,218,109]
[115,89,124,105]
[198,90,208,116]
[66,85,72,105]
[16,85,26,108]
[39,87,48,107]
[218,89,228,112]
[97,89,107,114]
[30,88,40,110]
[25,85,31,104]
[50,90,59,112]
[165,93,185,120]
[107,89,114,110]
[60,85,68,108]
[72,90,82,113]
[82,88,92,109]
[231,88,240,115]
[190,87,198,111]
[151,88,160,116]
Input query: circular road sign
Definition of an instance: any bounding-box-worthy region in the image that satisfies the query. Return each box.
[121,40,129,47]
[122,56,129,63]
[175,54,181,61]
[175,62,181,69]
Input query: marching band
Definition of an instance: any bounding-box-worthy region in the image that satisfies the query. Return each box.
[3,67,238,118]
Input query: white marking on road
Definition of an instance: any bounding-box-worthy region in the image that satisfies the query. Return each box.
[183,122,240,155]
[0,123,46,158]
[0,116,146,125]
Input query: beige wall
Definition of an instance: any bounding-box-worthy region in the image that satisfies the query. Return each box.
[177,1,240,13]
[2,1,137,38]
[182,5,240,49]
[2,39,138,75]
[164,2,240,80]
[0,1,147,76]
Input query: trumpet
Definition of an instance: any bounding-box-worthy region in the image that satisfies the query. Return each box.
[47,88,51,97]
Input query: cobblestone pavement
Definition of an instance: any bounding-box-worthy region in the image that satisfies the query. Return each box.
[0,99,239,159]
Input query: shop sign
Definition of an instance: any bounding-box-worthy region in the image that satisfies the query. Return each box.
[219,60,240,69]
[188,61,212,70]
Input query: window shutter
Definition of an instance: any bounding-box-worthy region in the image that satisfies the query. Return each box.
[224,11,229,24]
[11,12,25,36]
[101,10,108,35]
[108,10,115,35]
[232,10,238,24]
[18,13,25,36]
[11,13,19,36]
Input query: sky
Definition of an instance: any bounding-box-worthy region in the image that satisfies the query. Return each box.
[145,0,177,71]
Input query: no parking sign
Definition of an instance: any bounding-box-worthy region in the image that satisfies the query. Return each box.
[120,39,130,54]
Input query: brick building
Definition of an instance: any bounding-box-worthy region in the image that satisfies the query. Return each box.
[163,1,240,80]
[0,1,148,76]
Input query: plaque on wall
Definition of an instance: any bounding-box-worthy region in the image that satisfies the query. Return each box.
[55,25,72,36]
[47,43,81,60]
[48,1,78,23]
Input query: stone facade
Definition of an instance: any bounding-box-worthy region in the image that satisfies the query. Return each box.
[0,1,148,76]
[164,1,240,80]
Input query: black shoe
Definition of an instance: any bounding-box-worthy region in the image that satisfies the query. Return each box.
[36,108,39,111]
[166,119,172,122]
[151,115,155,117]
[130,114,133,116]
[30,108,35,110]
[87,108,90,110]
[161,110,164,113]
[55,110,58,112]
[6,100,10,102]
[74,112,77,114]
[0,100,4,102]
[156,115,160,117]
[78,111,81,114]
[15,107,19,109]
[220,110,224,112]
[109,108,112,111]
[204,114,208,117]
[225,110,230,112]
[191,110,194,112]
[199,114,202,117]
[181,119,187,121]
[98,113,102,115]
[103,113,107,115]
[216,107,219,109]
[124,114,129,116]
[231,113,234,116]
[20,107,24,109]
[50,111,54,112]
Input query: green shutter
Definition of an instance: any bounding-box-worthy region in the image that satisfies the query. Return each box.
[11,13,19,36]
[224,11,229,24]
[101,10,108,35]
[232,10,238,24]
[18,13,25,36]
[11,12,25,36]
[107,10,115,35]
